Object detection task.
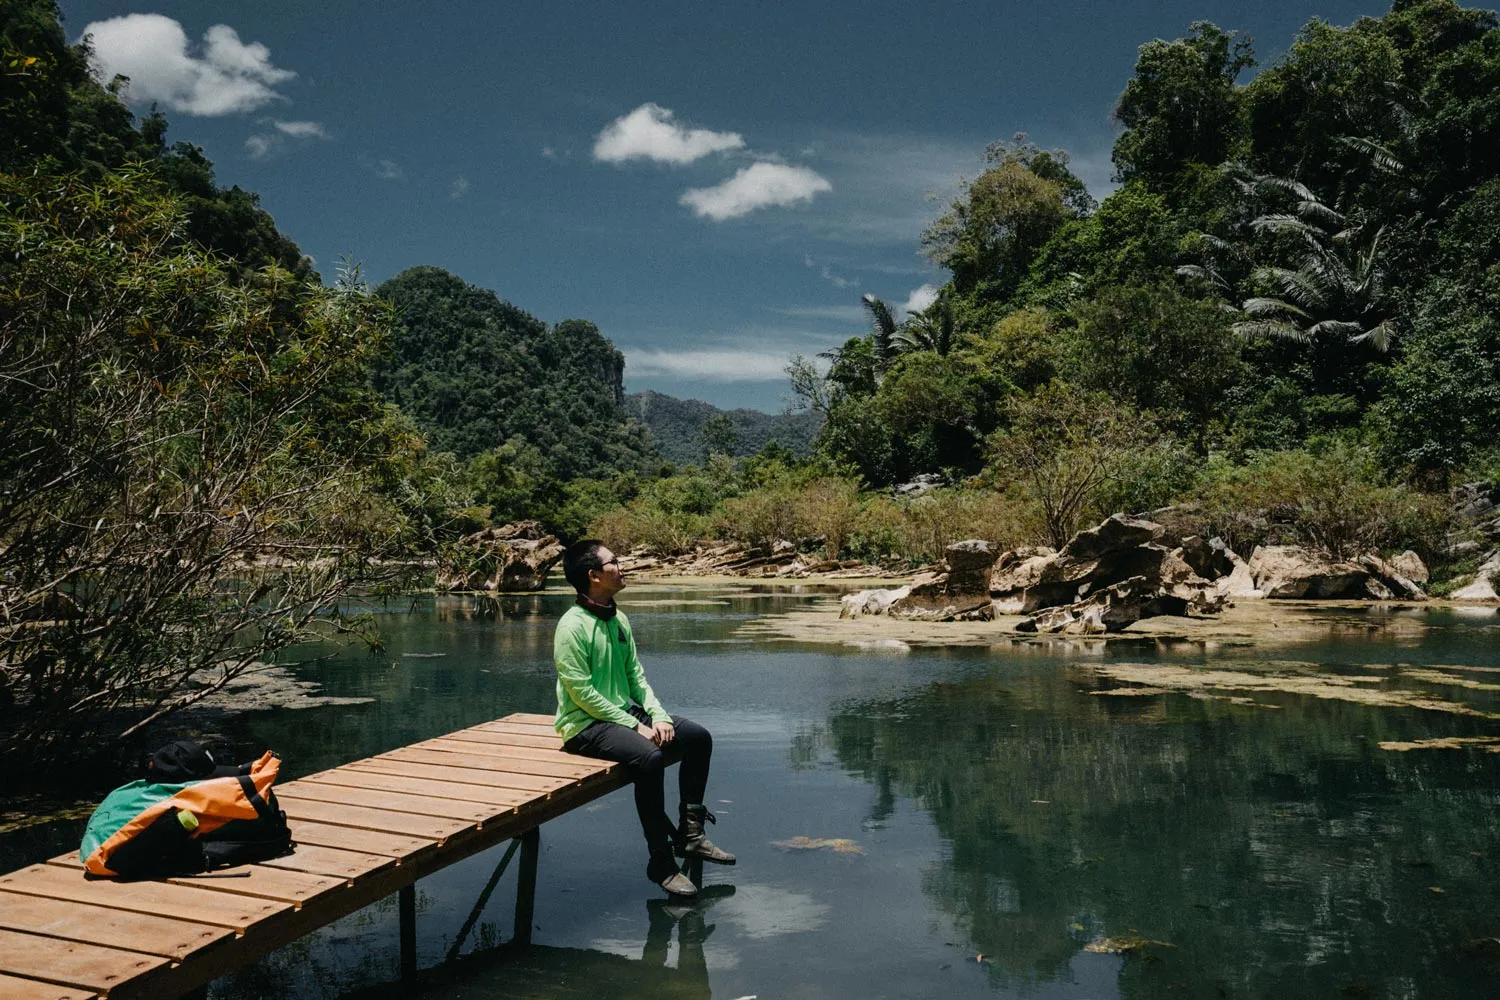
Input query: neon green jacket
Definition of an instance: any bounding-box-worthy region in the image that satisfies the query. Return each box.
[554,604,668,742]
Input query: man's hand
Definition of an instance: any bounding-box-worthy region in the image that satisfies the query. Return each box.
[652,720,675,745]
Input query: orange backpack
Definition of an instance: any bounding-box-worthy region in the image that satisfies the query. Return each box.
[81,749,293,878]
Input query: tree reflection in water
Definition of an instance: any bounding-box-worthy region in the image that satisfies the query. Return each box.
[826,670,1500,998]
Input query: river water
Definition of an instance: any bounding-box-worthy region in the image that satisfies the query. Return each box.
[8,585,1500,999]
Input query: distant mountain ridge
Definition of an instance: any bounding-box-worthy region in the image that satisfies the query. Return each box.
[625,390,822,465]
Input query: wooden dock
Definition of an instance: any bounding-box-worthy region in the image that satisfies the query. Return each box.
[0,712,630,999]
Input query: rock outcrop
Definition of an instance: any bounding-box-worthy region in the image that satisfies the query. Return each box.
[886,540,999,621]
[1245,546,1427,600]
[436,521,564,592]
[1451,552,1500,601]
[984,514,1228,633]
[840,585,911,619]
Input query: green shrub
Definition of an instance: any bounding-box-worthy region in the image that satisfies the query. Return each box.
[1196,448,1449,561]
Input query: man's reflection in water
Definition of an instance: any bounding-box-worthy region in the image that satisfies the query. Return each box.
[641,881,737,993]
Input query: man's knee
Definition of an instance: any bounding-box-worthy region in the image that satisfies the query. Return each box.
[673,717,711,749]
[631,746,667,775]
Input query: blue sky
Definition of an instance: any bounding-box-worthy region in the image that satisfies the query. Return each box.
[62,0,1387,411]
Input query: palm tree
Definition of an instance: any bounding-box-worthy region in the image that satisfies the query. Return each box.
[1178,167,1397,352]
[894,291,957,356]
[860,293,899,370]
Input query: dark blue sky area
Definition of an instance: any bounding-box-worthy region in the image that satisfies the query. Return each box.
[61,0,1389,409]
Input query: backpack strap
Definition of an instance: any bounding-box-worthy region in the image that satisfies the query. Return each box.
[236,773,278,823]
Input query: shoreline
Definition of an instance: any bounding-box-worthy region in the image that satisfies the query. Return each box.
[734,595,1495,651]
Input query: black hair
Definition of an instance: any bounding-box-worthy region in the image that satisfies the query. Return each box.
[563,538,607,594]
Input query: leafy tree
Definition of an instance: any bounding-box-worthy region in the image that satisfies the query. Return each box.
[1065,283,1244,450]
[0,171,410,760]
[1024,181,1187,306]
[987,383,1157,548]
[1112,21,1255,187]
[860,294,900,372]
[1227,178,1398,351]
[922,137,1091,303]
[699,412,738,460]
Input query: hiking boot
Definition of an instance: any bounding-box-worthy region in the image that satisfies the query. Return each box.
[648,853,698,898]
[676,804,736,865]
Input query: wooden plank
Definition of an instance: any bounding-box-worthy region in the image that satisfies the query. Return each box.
[296,769,531,808]
[276,783,498,824]
[0,929,168,995]
[348,756,573,793]
[44,856,344,911]
[257,844,394,881]
[501,712,557,726]
[479,720,565,737]
[0,973,96,1000]
[446,728,562,749]
[0,890,232,961]
[429,733,584,762]
[277,797,476,841]
[284,819,435,860]
[0,865,289,933]
[402,741,599,778]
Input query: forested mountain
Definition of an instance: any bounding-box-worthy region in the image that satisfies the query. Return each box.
[624,390,822,465]
[373,266,659,480]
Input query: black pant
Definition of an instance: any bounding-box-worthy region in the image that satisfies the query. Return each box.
[563,705,712,855]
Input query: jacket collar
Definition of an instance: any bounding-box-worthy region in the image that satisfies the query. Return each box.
[575,593,618,621]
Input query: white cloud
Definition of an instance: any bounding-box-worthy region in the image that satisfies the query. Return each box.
[804,254,856,289]
[626,347,796,382]
[902,283,940,316]
[273,119,325,138]
[243,133,277,160]
[374,159,404,180]
[772,304,867,322]
[244,119,326,160]
[594,103,744,165]
[680,163,831,221]
[82,14,294,116]
[450,176,471,200]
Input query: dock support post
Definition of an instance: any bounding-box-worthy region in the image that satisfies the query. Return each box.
[513,826,540,945]
[399,882,417,979]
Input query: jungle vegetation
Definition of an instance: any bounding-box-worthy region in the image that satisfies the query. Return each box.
[5,0,1500,764]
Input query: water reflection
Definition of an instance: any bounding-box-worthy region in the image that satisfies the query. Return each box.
[826,665,1500,998]
[349,886,737,999]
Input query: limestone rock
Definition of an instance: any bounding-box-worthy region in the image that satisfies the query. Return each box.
[840,586,911,618]
[1387,550,1429,584]
[1060,514,1164,561]
[1452,577,1499,601]
[1179,535,1235,580]
[1015,575,1219,634]
[436,522,564,593]
[888,539,998,620]
[1451,552,1500,602]
[1247,546,1369,598]
[991,514,1226,627]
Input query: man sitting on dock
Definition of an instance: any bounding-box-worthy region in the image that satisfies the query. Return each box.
[554,540,736,897]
